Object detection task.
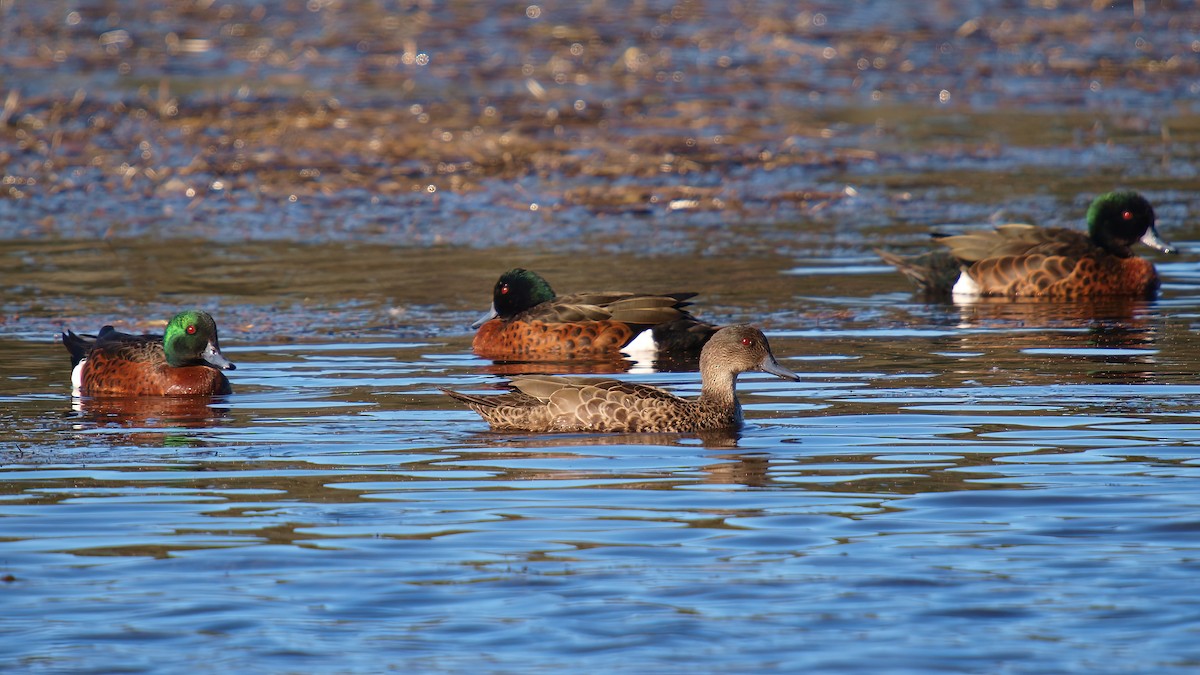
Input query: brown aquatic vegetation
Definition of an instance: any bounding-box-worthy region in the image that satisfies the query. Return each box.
[2,1,1197,244]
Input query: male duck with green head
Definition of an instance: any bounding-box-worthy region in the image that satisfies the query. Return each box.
[62,309,236,396]
[878,191,1177,299]
[471,267,718,359]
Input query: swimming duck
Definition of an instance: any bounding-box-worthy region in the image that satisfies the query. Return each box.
[877,191,1176,299]
[471,267,718,359]
[62,309,236,396]
[445,324,799,433]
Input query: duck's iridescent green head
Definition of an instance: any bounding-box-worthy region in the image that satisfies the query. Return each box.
[493,268,556,317]
[1086,191,1176,257]
[472,268,558,327]
[163,310,236,371]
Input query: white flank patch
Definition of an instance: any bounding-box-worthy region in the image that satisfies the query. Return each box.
[622,329,658,373]
[622,328,657,358]
[951,271,982,298]
[71,359,85,394]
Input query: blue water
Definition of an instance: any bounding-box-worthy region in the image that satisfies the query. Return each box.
[5,260,1200,672]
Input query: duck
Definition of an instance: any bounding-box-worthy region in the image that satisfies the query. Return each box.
[877,191,1177,299]
[471,267,718,359]
[444,324,799,433]
[61,309,236,396]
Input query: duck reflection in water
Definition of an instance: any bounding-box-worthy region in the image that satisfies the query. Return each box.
[478,350,704,377]
[458,427,742,450]
[69,396,232,447]
[882,296,1164,386]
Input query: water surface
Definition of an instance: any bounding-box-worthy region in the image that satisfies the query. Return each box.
[3,1,1200,673]
[5,245,1200,672]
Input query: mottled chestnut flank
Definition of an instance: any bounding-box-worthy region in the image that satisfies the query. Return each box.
[876,191,1175,299]
[61,310,236,397]
[471,268,718,359]
[474,319,641,357]
[445,325,800,433]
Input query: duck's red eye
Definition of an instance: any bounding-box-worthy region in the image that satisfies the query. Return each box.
[186,325,196,335]
[741,337,753,346]
[1123,210,1134,220]
[500,284,509,295]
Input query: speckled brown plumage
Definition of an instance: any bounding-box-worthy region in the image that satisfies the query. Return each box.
[62,310,235,397]
[447,324,800,433]
[877,191,1174,299]
[474,318,640,357]
[471,268,718,359]
[946,226,1161,298]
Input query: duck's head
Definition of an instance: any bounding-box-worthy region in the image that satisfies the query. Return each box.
[702,324,800,382]
[163,310,236,371]
[1087,191,1176,257]
[472,268,557,327]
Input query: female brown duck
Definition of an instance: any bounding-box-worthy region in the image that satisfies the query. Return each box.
[445,324,799,433]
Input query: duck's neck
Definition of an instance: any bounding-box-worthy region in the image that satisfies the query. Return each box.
[699,371,739,408]
[1090,228,1134,258]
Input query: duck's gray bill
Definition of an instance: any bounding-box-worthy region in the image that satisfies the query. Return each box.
[470,304,499,329]
[759,357,801,382]
[203,342,236,371]
[1141,225,1177,254]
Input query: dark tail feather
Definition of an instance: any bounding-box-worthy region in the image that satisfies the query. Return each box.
[875,248,961,296]
[664,292,699,306]
[441,387,500,409]
[61,330,96,367]
[652,317,719,353]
